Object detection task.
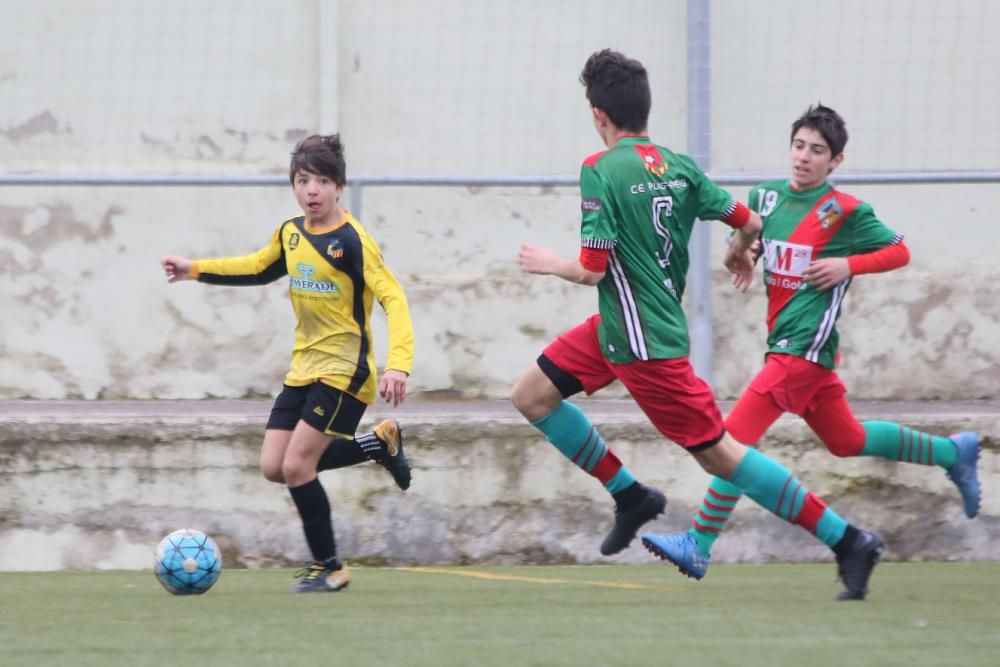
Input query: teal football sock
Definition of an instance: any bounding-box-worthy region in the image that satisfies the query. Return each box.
[729,448,847,549]
[532,400,636,494]
[861,421,957,467]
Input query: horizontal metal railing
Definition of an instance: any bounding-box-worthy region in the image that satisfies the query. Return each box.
[3,170,1000,187]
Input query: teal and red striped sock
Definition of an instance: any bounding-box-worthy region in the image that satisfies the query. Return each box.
[729,448,847,549]
[861,421,957,468]
[531,400,636,494]
[689,476,743,556]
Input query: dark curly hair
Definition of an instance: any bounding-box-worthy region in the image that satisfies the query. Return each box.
[289,134,346,186]
[580,49,650,134]
[791,104,848,157]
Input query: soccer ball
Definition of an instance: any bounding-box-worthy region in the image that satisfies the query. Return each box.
[154,529,222,595]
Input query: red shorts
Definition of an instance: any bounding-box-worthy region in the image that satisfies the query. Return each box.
[541,315,724,448]
[746,353,846,416]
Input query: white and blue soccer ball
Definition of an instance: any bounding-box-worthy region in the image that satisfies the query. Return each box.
[154,529,222,595]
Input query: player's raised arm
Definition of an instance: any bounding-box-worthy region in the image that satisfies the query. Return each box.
[517,243,605,286]
[160,226,287,287]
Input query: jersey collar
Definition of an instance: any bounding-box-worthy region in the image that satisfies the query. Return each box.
[612,135,652,147]
[787,180,832,196]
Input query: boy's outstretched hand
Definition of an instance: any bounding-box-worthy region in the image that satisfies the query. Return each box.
[517,243,559,275]
[161,255,194,283]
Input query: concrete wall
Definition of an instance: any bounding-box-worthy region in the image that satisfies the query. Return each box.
[1,400,996,571]
[2,0,998,400]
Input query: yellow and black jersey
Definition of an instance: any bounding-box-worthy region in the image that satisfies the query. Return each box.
[191,212,414,404]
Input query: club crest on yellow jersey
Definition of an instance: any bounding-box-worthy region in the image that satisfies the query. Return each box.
[288,232,300,250]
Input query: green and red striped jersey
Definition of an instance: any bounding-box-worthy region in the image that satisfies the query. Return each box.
[751,179,902,368]
[580,136,738,363]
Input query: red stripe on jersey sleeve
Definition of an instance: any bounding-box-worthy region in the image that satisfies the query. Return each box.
[579,246,609,273]
[582,150,608,167]
[722,201,751,228]
[847,240,910,275]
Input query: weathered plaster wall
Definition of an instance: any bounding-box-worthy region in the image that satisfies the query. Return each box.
[0,400,995,570]
[1,183,996,400]
[2,1,998,400]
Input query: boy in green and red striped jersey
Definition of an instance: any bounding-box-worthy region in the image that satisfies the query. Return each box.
[512,52,884,600]
[643,104,981,584]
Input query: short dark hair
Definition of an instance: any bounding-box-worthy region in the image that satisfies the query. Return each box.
[791,104,848,157]
[289,134,346,185]
[580,49,650,134]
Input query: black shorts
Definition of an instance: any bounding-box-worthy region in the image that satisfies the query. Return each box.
[266,383,367,436]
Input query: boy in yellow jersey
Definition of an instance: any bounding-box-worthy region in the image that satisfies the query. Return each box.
[160,135,415,592]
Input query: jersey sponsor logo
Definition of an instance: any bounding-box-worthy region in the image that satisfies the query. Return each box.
[291,262,340,294]
[766,274,810,290]
[582,197,602,212]
[288,232,300,250]
[763,239,812,277]
[817,198,843,229]
[763,239,812,290]
[775,338,792,349]
[634,144,668,176]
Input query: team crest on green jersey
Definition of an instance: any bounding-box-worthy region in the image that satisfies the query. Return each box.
[634,144,668,176]
[817,198,843,229]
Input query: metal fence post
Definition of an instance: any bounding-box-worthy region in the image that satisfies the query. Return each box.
[687,0,714,385]
[349,181,364,221]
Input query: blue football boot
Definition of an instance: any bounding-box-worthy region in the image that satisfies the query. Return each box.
[641,532,711,580]
[946,432,981,519]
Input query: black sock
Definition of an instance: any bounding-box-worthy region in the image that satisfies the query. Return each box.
[320,556,343,570]
[612,481,645,511]
[288,478,337,563]
[316,434,382,471]
[833,524,862,558]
